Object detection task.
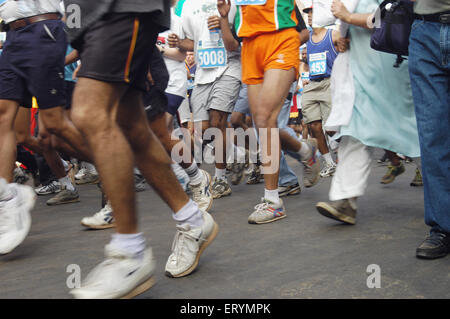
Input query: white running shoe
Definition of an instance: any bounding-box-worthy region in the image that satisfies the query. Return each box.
[70,245,156,299]
[0,184,35,255]
[35,181,62,195]
[189,169,213,212]
[74,167,87,180]
[320,162,337,178]
[81,201,115,229]
[165,211,219,278]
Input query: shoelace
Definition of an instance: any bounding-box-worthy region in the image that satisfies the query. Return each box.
[253,202,270,214]
[425,233,449,246]
[171,227,205,265]
[42,182,59,193]
[94,206,112,218]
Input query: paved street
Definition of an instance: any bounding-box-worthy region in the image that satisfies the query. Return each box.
[0,151,448,299]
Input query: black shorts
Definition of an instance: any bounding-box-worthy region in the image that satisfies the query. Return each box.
[72,13,160,91]
[0,19,67,109]
[143,46,169,121]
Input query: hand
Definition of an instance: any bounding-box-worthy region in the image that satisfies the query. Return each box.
[331,0,351,23]
[217,0,231,18]
[302,79,310,87]
[168,33,180,48]
[337,37,350,52]
[72,63,81,80]
[207,15,220,30]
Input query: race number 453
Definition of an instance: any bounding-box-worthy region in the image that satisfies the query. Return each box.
[309,52,327,76]
[198,47,227,68]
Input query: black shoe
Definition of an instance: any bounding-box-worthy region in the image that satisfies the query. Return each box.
[416,230,450,259]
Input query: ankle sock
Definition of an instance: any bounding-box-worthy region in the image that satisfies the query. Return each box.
[0,178,13,201]
[172,199,204,228]
[185,162,202,185]
[322,152,335,166]
[298,141,311,159]
[264,188,280,205]
[59,175,75,191]
[110,232,146,259]
[215,168,227,181]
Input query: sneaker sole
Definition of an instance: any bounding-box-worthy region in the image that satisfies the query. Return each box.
[47,197,80,206]
[119,276,156,299]
[81,221,116,230]
[316,202,355,225]
[0,186,35,255]
[212,188,232,199]
[165,222,219,278]
[248,214,287,225]
[279,186,301,197]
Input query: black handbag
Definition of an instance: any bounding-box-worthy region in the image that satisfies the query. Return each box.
[370,0,414,67]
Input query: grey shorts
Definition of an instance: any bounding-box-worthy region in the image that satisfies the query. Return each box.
[190,75,241,122]
[301,77,332,124]
[233,84,250,115]
[178,96,191,124]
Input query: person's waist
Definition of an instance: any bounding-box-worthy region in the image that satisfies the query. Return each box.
[7,13,61,31]
[310,76,330,82]
[414,11,450,24]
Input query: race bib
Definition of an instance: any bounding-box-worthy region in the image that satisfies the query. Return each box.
[197,47,227,68]
[235,0,267,5]
[301,72,310,81]
[309,52,327,76]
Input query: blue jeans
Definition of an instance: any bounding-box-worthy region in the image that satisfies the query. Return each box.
[278,91,299,187]
[409,20,450,233]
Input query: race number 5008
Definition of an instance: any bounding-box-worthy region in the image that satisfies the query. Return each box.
[198,48,226,68]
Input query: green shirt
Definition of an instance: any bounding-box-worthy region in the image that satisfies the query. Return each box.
[414,0,450,15]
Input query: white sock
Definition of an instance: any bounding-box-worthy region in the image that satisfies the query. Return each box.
[298,141,311,159]
[235,146,246,163]
[185,162,202,185]
[172,199,204,228]
[59,175,75,191]
[84,162,97,174]
[323,152,335,166]
[61,159,69,172]
[110,232,146,258]
[0,178,13,201]
[171,162,189,181]
[215,168,227,181]
[264,188,280,205]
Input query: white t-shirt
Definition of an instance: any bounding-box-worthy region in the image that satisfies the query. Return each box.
[158,8,187,97]
[179,0,241,85]
[0,0,63,23]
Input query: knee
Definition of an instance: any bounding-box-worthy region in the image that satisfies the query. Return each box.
[310,121,323,134]
[230,113,243,129]
[38,133,52,151]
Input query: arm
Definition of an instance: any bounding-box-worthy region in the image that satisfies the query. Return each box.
[65,49,79,65]
[157,44,187,62]
[331,0,374,30]
[168,34,195,52]
[299,29,309,46]
[216,0,239,52]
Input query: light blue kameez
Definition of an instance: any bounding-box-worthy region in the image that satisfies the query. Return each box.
[339,0,421,157]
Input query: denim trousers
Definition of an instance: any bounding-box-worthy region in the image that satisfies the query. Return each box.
[409,19,450,233]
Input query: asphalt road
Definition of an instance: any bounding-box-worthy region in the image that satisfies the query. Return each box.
[0,151,448,299]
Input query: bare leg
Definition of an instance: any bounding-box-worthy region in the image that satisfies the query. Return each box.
[117,91,190,213]
[309,120,330,156]
[247,68,295,191]
[71,78,136,234]
[39,106,91,161]
[0,100,20,182]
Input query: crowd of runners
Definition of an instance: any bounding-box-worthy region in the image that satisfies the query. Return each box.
[0,0,448,299]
